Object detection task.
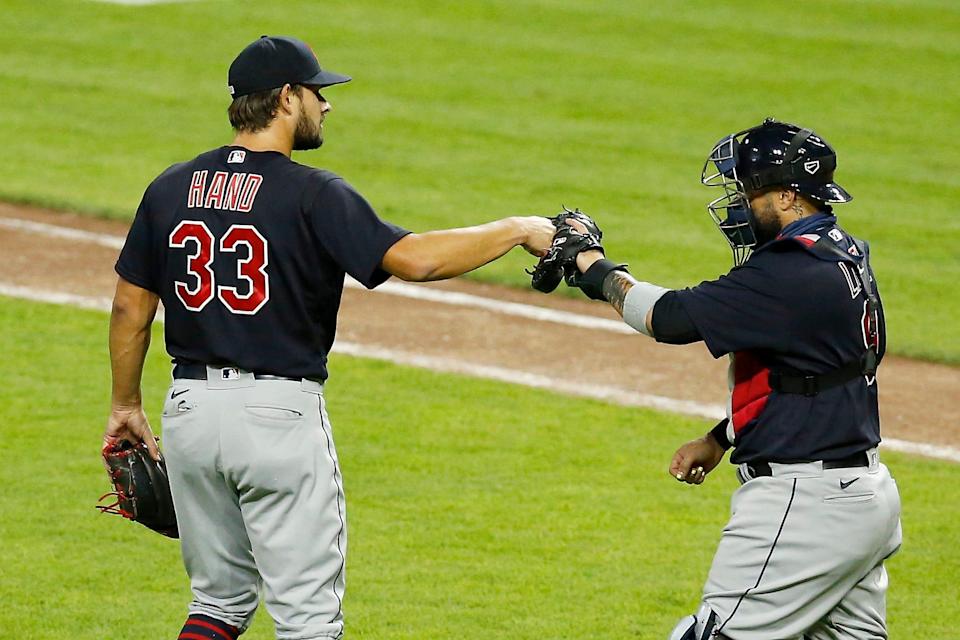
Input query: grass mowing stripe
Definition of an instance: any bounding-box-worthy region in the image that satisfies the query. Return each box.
[95,1,202,5]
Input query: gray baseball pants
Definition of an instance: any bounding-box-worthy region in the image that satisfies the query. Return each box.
[161,367,347,639]
[699,449,902,639]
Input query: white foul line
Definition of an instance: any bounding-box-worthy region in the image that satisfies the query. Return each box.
[333,342,724,420]
[0,217,633,334]
[0,282,115,312]
[0,218,125,250]
[350,280,635,334]
[2,281,959,465]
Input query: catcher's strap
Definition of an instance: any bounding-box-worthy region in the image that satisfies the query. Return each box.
[528,206,605,293]
[568,257,629,300]
[97,440,179,538]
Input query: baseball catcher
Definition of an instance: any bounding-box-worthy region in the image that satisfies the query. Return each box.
[97,438,178,538]
[537,118,901,639]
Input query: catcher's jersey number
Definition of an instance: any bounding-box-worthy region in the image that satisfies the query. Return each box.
[169,220,269,315]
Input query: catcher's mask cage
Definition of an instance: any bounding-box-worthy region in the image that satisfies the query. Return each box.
[701,117,853,266]
[702,132,755,266]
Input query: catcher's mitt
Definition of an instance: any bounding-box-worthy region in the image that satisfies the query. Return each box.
[528,207,604,293]
[97,439,178,538]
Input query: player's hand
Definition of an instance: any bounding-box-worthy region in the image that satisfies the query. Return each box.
[558,218,604,273]
[575,249,605,274]
[104,404,160,461]
[518,216,558,257]
[669,434,726,485]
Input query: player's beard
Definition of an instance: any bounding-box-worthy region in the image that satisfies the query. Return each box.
[292,106,323,151]
[749,198,782,248]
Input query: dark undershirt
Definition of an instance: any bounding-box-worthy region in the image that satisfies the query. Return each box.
[650,291,701,344]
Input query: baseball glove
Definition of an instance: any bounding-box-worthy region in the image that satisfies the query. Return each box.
[528,207,604,293]
[97,439,179,538]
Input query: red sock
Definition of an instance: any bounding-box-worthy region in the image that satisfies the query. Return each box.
[178,614,240,640]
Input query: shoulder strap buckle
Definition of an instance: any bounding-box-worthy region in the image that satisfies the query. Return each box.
[861,349,879,378]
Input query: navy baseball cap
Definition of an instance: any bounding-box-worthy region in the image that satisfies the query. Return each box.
[228,35,351,98]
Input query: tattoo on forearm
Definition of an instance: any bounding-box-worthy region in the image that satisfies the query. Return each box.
[602,271,638,316]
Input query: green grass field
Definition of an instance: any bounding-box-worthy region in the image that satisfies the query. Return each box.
[0,2,958,638]
[1,296,958,639]
[0,1,958,361]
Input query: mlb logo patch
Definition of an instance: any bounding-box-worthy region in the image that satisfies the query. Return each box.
[221,367,240,380]
[227,150,246,164]
[828,229,844,242]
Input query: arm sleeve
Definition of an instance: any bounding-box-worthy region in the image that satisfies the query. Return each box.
[114,189,160,293]
[670,259,794,358]
[620,280,669,336]
[308,178,410,289]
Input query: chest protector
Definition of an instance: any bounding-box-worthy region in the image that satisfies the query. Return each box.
[766,226,881,396]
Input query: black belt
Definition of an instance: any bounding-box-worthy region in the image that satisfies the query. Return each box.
[745,451,870,478]
[768,357,866,397]
[172,363,300,382]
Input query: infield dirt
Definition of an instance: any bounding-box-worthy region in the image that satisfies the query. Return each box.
[2,201,957,452]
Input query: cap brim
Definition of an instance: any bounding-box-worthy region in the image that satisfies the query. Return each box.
[812,182,853,204]
[303,69,351,88]
[791,180,852,204]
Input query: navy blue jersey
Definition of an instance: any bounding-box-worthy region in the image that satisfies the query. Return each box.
[665,215,884,464]
[116,146,409,380]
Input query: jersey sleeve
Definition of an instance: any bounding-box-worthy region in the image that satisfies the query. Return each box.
[650,291,702,344]
[115,187,160,293]
[672,257,795,358]
[307,177,410,289]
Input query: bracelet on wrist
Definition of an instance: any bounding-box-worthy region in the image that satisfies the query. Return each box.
[709,418,732,450]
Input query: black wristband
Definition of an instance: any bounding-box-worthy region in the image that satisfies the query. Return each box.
[578,258,628,301]
[709,418,732,450]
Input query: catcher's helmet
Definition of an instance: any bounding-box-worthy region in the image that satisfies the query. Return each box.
[701,118,852,265]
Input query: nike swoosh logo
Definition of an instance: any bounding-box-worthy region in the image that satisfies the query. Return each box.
[840,477,860,490]
[170,389,189,399]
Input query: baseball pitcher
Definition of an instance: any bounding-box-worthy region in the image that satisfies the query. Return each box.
[105,35,554,639]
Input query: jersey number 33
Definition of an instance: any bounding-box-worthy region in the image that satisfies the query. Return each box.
[169,220,269,315]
